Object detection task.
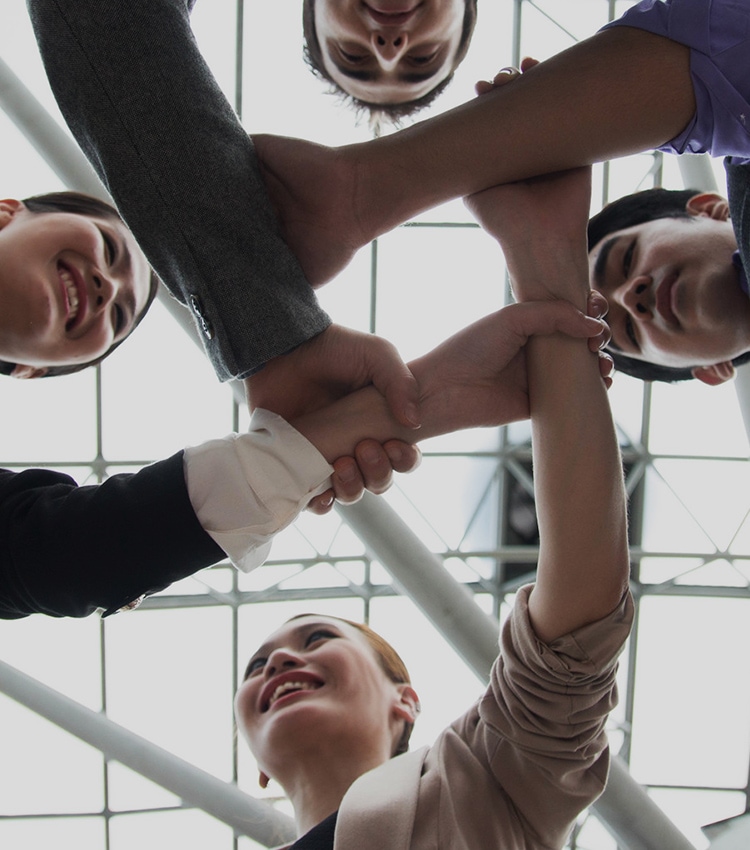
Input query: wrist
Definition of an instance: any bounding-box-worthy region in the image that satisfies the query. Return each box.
[504,247,590,310]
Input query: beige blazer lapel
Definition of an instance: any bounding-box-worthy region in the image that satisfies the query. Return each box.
[334,747,428,850]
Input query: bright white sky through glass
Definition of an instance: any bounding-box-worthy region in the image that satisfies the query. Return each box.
[1,3,749,849]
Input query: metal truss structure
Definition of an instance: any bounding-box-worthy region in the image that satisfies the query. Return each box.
[1,3,749,849]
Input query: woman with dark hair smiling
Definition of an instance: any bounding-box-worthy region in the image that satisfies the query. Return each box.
[0,190,156,379]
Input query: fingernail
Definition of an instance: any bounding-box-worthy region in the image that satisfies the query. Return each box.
[405,403,421,429]
[588,300,604,318]
[498,66,520,75]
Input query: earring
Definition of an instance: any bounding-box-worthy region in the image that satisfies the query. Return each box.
[259,771,270,789]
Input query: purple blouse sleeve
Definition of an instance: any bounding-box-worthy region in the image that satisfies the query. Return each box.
[602,0,750,163]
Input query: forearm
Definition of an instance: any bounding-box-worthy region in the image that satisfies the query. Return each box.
[466,161,596,307]
[350,28,693,237]
[527,334,629,643]
[506,242,590,310]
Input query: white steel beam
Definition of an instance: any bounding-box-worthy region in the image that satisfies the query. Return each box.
[0,658,296,847]
[0,54,102,195]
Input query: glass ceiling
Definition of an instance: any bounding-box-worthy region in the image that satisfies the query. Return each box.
[1,2,749,849]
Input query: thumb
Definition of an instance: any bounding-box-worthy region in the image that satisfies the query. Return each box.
[509,300,605,341]
[368,345,421,429]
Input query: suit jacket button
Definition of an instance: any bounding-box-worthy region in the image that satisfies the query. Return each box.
[190,294,214,340]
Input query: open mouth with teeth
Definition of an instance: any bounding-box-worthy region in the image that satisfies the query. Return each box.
[264,680,322,712]
[365,2,419,25]
[58,262,83,330]
[656,272,680,328]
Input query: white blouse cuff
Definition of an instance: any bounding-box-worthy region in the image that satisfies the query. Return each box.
[183,409,333,572]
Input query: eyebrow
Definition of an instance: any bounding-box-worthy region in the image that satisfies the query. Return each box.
[591,235,619,290]
[330,60,377,82]
[400,69,442,84]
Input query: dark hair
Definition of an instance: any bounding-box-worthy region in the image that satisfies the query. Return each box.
[286,613,417,757]
[302,0,478,127]
[0,191,159,379]
[587,187,750,382]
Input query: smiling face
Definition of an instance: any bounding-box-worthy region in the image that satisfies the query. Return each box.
[311,0,467,105]
[235,616,417,785]
[588,194,750,383]
[0,199,151,377]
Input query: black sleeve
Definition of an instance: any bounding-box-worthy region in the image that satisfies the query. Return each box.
[0,453,223,619]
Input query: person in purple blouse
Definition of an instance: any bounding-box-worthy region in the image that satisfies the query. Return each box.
[583,0,750,384]
[250,0,750,391]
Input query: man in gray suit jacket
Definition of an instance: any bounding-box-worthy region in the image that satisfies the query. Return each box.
[27,0,421,433]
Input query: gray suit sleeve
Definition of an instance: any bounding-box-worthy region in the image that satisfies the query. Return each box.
[27,0,331,381]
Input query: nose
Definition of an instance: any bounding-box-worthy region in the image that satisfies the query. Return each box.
[92,272,116,313]
[264,647,302,679]
[617,273,654,322]
[370,29,409,69]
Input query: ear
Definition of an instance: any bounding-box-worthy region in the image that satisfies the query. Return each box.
[392,685,420,724]
[0,198,24,230]
[11,364,49,380]
[685,192,730,221]
[691,361,736,386]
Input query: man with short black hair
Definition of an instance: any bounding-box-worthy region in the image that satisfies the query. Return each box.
[587,183,750,385]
